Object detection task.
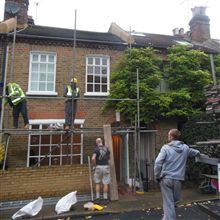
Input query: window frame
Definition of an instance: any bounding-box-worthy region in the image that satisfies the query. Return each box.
[27,119,85,167]
[27,51,57,96]
[85,55,110,96]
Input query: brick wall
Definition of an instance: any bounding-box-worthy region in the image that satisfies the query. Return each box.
[6,135,28,167]
[0,165,91,201]
[4,42,123,129]
[2,40,124,168]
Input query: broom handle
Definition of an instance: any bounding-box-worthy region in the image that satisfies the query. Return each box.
[88,156,94,201]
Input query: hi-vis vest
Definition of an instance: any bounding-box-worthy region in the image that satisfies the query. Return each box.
[66,85,79,98]
[7,83,25,106]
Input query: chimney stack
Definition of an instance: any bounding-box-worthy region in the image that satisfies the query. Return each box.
[172,28,179,36]
[4,0,29,28]
[189,6,210,42]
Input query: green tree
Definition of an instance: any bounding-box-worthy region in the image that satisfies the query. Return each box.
[103,47,165,124]
[181,113,219,145]
[214,53,220,82]
[166,45,212,112]
[104,46,213,124]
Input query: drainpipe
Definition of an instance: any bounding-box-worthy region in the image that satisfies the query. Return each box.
[0,45,9,137]
[9,16,17,82]
[209,54,217,86]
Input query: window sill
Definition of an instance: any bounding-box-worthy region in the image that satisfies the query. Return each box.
[26,91,58,96]
[84,92,109,97]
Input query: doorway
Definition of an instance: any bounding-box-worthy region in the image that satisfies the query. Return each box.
[112,135,122,181]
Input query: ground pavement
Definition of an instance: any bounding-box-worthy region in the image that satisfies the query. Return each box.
[0,187,219,220]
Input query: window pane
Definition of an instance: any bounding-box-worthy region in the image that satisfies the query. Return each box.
[88,58,93,64]
[32,63,39,71]
[32,54,38,62]
[47,82,53,91]
[95,66,100,74]
[31,82,38,91]
[102,67,107,75]
[87,66,93,74]
[32,125,40,129]
[48,56,54,62]
[47,73,54,81]
[102,77,107,83]
[95,76,100,83]
[39,82,46,90]
[102,58,107,65]
[87,75,93,83]
[31,72,38,81]
[40,73,46,81]
[48,64,54,72]
[102,84,107,92]
[95,58,100,65]
[95,84,100,92]
[31,136,39,144]
[40,64,46,72]
[87,84,93,92]
[40,55,47,62]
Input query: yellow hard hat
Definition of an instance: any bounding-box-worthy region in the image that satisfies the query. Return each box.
[71,78,77,83]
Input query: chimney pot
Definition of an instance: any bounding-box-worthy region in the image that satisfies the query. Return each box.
[189,6,210,42]
[172,28,179,36]
[179,28,184,35]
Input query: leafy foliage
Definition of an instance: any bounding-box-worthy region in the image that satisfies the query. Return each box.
[103,45,213,124]
[181,113,219,182]
[181,113,219,145]
[166,45,211,111]
[103,47,163,124]
[214,53,220,82]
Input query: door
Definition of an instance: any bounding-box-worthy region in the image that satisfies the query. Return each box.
[112,135,122,181]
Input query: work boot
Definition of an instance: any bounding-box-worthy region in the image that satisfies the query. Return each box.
[102,199,110,205]
[24,124,29,129]
[64,125,70,131]
[94,198,101,205]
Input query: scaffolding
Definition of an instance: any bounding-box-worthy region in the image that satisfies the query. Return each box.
[0,12,156,195]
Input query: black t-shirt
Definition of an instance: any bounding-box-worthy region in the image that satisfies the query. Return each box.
[93,145,110,165]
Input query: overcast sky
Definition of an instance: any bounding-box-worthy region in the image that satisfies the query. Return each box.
[0,0,219,39]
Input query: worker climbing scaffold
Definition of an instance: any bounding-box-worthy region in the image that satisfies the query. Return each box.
[4,82,29,129]
[63,77,80,131]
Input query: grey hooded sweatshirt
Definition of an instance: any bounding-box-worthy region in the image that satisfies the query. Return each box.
[154,140,200,181]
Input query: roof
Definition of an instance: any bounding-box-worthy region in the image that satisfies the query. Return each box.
[130,31,219,54]
[10,25,127,46]
[1,23,219,53]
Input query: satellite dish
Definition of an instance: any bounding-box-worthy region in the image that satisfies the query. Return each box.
[5,1,20,15]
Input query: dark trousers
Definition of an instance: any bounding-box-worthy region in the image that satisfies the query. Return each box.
[65,101,77,126]
[12,100,29,128]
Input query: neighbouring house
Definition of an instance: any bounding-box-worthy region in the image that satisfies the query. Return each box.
[0,0,219,202]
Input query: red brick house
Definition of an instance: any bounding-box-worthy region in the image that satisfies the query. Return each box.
[0,0,219,202]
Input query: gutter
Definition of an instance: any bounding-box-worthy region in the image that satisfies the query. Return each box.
[7,33,129,46]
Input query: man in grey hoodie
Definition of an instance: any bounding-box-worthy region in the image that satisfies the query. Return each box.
[154,129,200,220]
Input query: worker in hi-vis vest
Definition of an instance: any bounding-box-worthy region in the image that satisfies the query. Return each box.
[5,82,29,129]
[63,77,80,130]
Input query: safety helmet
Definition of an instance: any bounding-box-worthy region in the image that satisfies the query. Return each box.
[71,78,77,83]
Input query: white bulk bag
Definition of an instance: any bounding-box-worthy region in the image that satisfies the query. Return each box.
[12,197,43,219]
[55,191,77,214]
